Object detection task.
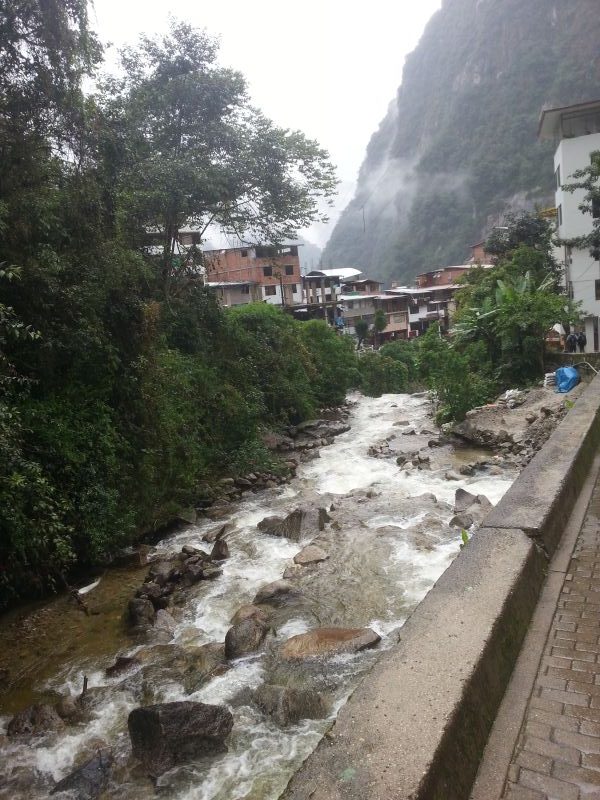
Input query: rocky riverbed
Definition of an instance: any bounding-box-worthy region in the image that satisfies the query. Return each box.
[0,392,519,800]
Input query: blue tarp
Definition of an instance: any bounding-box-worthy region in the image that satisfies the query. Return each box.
[555,366,580,393]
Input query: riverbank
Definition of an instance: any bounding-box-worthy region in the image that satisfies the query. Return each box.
[0,391,517,799]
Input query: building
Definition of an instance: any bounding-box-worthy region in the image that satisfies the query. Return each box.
[413,266,473,289]
[341,277,383,294]
[302,268,362,305]
[338,292,410,340]
[387,285,460,336]
[539,99,600,350]
[468,240,495,264]
[204,244,302,306]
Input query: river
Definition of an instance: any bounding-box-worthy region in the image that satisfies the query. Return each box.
[0,392,515,799]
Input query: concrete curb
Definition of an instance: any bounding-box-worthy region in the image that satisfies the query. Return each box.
[485,371,600,555]
[281,375,600,800]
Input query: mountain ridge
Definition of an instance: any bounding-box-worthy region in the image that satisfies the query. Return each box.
[323,0,600,283]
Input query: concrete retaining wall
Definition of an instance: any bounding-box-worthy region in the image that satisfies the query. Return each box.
[281,373,600,800]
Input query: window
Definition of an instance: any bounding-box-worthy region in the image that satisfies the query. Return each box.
[554,166,561,191]
[264,285,276,296]
[593,197,600,219]
[285,265,294,275]
[557,204,563,227]
[290,284,297,293]
[595,280,600,301]
[241,249,248,257]
[568,281,574,299]
[241,285,250,294]
[263,266,273,277]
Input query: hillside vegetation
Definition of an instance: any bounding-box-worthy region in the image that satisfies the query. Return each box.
[323,0,600,283]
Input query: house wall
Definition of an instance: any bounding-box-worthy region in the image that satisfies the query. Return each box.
[204,247,301,295]
[555,132,600,351]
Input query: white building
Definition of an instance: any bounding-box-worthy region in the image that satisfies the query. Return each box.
[539,100,600,350]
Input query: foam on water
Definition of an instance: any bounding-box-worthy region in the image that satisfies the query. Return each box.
[0,392,516,799]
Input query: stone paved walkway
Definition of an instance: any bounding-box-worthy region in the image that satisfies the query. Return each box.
[502,477,600,800]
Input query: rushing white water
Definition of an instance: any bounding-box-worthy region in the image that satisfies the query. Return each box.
[0,393,515,800]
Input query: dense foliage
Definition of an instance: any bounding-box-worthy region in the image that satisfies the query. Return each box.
[323,0,600,283]
[0,7,344,608]
[418,213,580,423]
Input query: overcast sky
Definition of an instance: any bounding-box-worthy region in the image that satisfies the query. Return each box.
[91,0,442,246]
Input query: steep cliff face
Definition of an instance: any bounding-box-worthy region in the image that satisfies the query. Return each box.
[323,0,600,283]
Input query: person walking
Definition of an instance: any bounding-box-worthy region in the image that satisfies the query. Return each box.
[566,331,578,353]
[577,330,587,354]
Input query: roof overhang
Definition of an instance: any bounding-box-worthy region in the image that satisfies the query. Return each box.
[538,99,600,140]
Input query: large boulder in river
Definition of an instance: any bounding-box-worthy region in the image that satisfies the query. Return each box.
[224,619,268,659]
[128,701,233,777]
[293,545,328,565]
[254,684,329,726]
[257,507,331,541]
[211,538,230,560]
[183,643,229,694]
[50,749,113,798]
[280,627,381,661]
[254,580,298,606]
[127,597,155,630]
[7,704,65,737]
[230,604,270,626]
[454,488,478,513]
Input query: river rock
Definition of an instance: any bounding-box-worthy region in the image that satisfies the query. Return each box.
[254,580,297,606]
[283,564,304,579]
[293,545,328,565]
[183,643,229,693]
[128,701,233,776]
[50,749,113,798]
[224,619,268,659]
[203,522,234,544]
[253,684,329,726]
[280,627,381,661]
[105,655,140,678]
[154,609,176,634]
[211,539,230,560]
[257,510,303,540]
[445,470,461,481]
[230,604,270,626]
[454,488,478,513]
[449,513,475,530]
[55,696,86,723]
[7,704,65,737]
[128,597,156,630]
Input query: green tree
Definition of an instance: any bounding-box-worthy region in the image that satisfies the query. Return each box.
[100,21,337,296]
[373,308,388,348]
[354,318,369,349]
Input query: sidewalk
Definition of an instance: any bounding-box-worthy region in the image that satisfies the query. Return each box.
[474,465,600,800]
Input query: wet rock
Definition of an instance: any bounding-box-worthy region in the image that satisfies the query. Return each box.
[211,539,230,560]
[253,684,329,726]
[254,580,298,606]
[445,471,462,481]
[50,749,113,798]
[225,619,268,659]
[401,427,416,436]
[7,704,65,737]
[147,560,176,587]
[459,464,475,476]
[449,513,475,530]
[283,564,304,580]
[203,522,234,544]
[230,604,270,626]
[293,545,328,565]
[183,644,229,693]
[154,609,176,634]
[477,494,493,513]
[318,507,331,529]
[257,509,303,541]
[128,701,233,777]
[454,488,478,513]
[128,598,155,630]
[106,655,140,678]
[177,508,197,525]
[180,562,205,587]
[181,544,204,556]
[235,477,253,489]
[280,627,381,661]
[55,696,86,723]
[202,565,223,580]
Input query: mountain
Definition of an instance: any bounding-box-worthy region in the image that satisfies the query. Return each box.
[323,0,600,284]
